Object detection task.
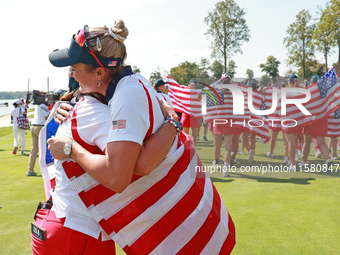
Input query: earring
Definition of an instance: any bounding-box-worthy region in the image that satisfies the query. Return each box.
[97,81,100,86]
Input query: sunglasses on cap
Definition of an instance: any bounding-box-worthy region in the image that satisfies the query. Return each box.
[49,25,123,69]
[76,25,107,71]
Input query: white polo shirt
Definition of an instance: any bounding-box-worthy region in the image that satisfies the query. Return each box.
[107,73,164,145]
[31,104,49,125]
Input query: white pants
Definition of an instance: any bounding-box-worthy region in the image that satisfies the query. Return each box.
[13,128,26,151]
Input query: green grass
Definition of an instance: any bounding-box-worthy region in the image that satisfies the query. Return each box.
[0,126,339,254]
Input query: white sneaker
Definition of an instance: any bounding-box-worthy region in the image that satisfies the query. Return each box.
[325,159,332,171]
[284,157,291,166]
[298,161,308,167]
[315,150,322,158]
[222,163,230,177]
[230,152,237,165]
[240,150,245,155]
[331,155,338,160]
[266,152,273,159]
[289,164,296,172]
[248,149,254,163]
[295,154,300,161]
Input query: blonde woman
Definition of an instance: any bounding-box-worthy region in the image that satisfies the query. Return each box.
[39,21,235,254]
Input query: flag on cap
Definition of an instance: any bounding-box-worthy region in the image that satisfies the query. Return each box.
[221,73,229,79]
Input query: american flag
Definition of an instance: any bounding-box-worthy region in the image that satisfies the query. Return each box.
[318,68,339,98]
[266,87,313,131]
[202,87,224,107]
[265,87,282,131]
[108,60,117,67]
[203,83,249,123]
[112,119,126,130]
[303,68,340,122]
[328,109,340,137]
[240,84,269,143]
[266,68,340,131]
[166,77,203,117]
[202,82,269,142]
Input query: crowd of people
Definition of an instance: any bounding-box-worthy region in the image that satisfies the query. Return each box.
[165,72,340,176]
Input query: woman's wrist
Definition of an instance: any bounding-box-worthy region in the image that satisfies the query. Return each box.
[164,116,181,135]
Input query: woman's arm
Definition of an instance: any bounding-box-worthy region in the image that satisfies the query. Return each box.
[48,97,178,192]
[48,121,177,193]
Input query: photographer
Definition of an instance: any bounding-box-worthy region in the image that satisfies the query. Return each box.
[27,92,49,176]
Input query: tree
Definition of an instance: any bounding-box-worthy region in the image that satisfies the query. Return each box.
[169,61,200,85]
[204,0,250,73]
[227,60,237,78]
[259,74,271,87]
[209,60,224,79]
[284,68,297,77]
[298,61,325,78]
[283,9,315,79]
[322,0,340,73]
[132,66,141,73]
[149,71,162,86]
[313,6,333,71]
[198,57,211,78]
[246,69,254,81]
[259,56,281,82]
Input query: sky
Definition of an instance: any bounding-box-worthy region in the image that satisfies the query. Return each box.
[0,0,334,92]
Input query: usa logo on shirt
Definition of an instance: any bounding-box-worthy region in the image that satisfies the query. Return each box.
[112,120,126,130]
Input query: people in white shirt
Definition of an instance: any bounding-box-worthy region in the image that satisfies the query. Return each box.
[10,99,26,155]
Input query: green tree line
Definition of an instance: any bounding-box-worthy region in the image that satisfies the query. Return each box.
[146,0,339,86]
[0,91,28,100]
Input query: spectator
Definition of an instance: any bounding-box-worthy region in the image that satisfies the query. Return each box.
[11,99,26,155]
[27,98,49,176]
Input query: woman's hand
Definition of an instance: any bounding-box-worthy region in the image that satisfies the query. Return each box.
[156,97,178,120]
[54,103,73,124]
[47,135,72,160]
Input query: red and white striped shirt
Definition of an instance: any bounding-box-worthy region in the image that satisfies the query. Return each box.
[41,73,236,254]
